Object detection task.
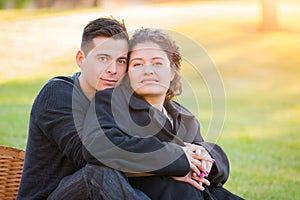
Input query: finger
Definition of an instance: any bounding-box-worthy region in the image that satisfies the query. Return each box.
[191,172,202,181]
[186,178,205,191]
[190,157,205,174]
[205,161,212,174]
[190,163,201,176]
[192,145,205,154]
[184,142,192,147]
[201,161,208,175]
[193,151,213,162]
[188,144,200,152]
[194,150,212,161]
[200,178,211,187]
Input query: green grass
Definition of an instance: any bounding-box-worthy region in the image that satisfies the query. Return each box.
[1,3,300,199]
[173,17,300,199]
[0,77,46,148]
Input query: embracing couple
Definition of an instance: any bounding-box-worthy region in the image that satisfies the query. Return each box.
[18,17,244,200]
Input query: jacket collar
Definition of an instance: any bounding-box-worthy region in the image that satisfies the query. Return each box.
[120,84,195,120]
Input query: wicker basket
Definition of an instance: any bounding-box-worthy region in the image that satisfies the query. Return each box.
[0,145,25,200]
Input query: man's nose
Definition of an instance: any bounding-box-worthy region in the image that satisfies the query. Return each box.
[106,61,117,74]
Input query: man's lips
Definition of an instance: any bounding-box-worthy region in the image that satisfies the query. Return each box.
[100,78,118,85]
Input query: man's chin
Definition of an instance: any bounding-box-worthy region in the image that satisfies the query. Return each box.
[97,85,116,91]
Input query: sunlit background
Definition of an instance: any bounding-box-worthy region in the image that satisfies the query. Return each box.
[0,0,299,199]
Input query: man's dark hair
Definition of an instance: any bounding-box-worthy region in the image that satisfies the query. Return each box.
[81,17,129,55]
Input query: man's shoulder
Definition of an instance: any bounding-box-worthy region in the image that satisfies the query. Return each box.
[34,73,80,104]
[48,72,80,86]
[38,72,79,94]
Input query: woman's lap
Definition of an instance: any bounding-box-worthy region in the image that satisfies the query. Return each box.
[129,176,204,200]
[129,176,244,200]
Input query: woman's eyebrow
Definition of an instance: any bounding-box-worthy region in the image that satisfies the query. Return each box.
[152,57,165,60]
[129,57,143,62]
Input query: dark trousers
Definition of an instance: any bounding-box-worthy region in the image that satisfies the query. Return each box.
[204,186,245,200]
[48,164,150,200]
[129,176,245,200]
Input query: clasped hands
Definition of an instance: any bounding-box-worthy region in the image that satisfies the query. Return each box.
[172,143,215,191]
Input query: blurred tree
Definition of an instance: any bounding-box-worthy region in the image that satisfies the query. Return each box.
[14,0,31,8]
[0,0,5,9]
[260,0,279,31]
[32,0,55,8]
[93,0,99,6]
[0,0,30,9]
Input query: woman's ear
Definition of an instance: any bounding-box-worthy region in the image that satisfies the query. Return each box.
[76,50,85,68]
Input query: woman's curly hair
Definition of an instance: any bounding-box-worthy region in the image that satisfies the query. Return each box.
[128,28,182,100]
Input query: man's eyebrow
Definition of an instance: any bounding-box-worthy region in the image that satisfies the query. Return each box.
[118,56,127,60]
[95,53,110,57]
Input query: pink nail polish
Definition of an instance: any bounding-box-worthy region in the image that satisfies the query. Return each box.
[206,171,209,175]
[211,159,215,163]
[199,173,204,179]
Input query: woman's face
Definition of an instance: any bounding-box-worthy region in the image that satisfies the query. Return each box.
[128,42,174,101]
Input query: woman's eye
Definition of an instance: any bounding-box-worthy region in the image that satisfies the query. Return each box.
[153,62,163,66]
[133,63,143,67]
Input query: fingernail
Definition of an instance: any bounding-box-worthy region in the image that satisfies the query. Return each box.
[205,171,209,175]
[199,173,204,179]
[196,149,201,156]
[211,159,215,163]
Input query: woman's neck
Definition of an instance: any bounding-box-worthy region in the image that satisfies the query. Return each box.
[144,95,165,111]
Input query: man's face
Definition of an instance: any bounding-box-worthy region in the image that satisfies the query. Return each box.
[78,36,128,98]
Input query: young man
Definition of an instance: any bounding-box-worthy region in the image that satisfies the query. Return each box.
[17,17,150,200]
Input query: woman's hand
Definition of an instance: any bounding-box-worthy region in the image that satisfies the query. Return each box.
[172,171,210,191]
[182,145,203,176]
[182,143,215,177]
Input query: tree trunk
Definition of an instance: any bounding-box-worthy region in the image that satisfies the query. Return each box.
[260,0,279,31]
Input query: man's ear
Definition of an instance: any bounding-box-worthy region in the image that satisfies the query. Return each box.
[76,50,85,68]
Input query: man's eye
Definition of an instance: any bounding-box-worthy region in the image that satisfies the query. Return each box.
[119,59,127,65]
[98,56,108,62]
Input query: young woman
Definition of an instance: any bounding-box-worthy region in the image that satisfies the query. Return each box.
[82,28,244,200]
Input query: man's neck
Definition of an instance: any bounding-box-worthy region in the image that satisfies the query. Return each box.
[78,75,95,101]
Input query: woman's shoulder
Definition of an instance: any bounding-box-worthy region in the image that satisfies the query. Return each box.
[166,100,195,118]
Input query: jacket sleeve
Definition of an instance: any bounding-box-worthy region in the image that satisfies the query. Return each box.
[35,80,86,168]
[186,111,230,186]
[82,88,190,177]
[169,100,230,186]
[197,142,230,187]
